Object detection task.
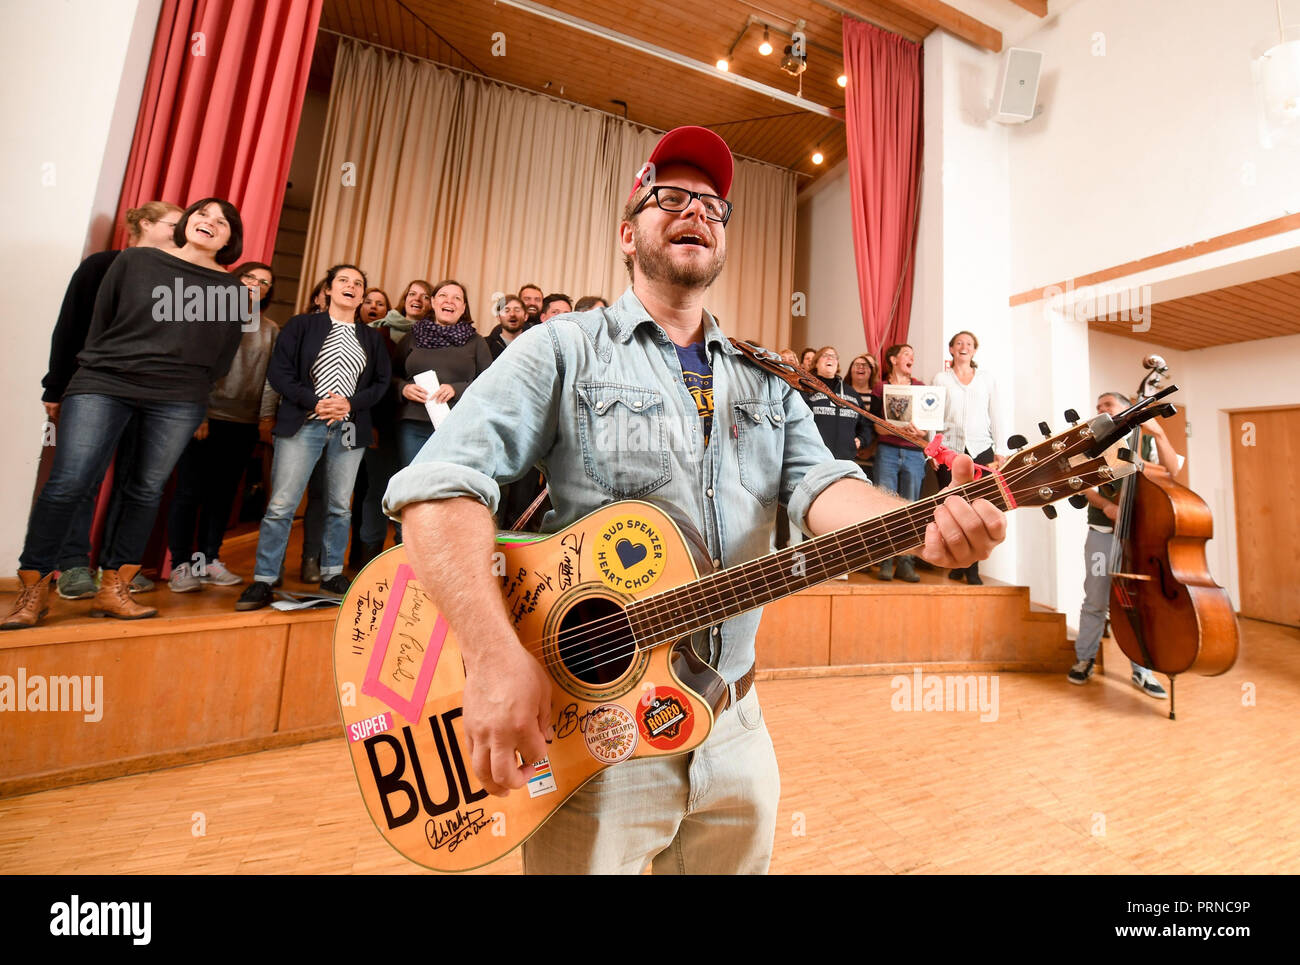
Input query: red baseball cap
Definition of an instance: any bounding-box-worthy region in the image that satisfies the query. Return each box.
[628,126,734,201]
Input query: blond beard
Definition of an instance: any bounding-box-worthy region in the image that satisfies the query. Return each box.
[632,221,726,290]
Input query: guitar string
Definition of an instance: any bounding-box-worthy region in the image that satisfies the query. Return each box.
[551,470,1090,682]
[530,473,1007,674]
[497,458,1090,676]
[555,476,1015,679]
[522,462,1053,674]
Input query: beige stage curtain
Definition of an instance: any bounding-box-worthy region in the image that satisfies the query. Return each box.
[301,39,796,347]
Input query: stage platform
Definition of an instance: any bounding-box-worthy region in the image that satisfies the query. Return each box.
[1,525,1067,796]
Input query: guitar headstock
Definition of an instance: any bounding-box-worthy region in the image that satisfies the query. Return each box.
[999,386,1179,514]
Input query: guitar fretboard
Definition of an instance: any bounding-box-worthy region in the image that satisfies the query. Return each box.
[626,475,1012,647]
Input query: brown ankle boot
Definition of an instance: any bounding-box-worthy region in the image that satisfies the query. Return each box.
[2,570,54,630]
[90,565,158,620]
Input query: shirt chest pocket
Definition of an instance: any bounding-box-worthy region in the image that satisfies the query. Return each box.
[576,382,672,499]
[733,399,784,505]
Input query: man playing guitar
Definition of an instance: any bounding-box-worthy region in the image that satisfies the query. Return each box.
[382,126,1007,874]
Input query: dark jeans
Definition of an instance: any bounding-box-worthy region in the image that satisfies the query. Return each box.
[357,438,400,546]
[167,418,259,566]
[936,447,996,576]
[21,393,205,574]
[56,419,142,570]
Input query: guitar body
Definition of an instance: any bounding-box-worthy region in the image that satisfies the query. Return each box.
[332,500,726,872]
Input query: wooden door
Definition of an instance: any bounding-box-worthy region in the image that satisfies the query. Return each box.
[1230,407,1300,626]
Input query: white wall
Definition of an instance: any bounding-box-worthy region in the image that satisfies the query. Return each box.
[793,160,861,358]
[0,0,162,572]
[1007,0,1300,292]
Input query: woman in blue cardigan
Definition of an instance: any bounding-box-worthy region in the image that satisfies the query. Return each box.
[236,264,391,610]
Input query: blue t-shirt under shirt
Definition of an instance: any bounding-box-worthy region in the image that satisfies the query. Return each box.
[674,341,714,447]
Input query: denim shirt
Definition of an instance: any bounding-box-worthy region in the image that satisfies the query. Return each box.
[383,287,866,685]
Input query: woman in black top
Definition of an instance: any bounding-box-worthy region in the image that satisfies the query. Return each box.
[39,199,184,600]
[237,264,391,610]
[799,346,872,461]
[5,198,247,629]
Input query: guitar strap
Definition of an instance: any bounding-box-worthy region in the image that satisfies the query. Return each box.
[727,338,983,479]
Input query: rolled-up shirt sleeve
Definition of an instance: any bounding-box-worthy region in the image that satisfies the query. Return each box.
[383,324,563,519]
[777,382,869,535]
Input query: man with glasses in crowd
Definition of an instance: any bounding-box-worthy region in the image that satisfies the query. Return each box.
[383,126,1007,874]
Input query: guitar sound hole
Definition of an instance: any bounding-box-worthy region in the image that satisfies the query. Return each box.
[557,598,635,686]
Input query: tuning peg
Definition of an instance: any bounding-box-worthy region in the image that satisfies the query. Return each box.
[1068,494,1089,509]
[1038,421,1051,438]
[1064,408,1080,425]
[1007,433,1027,450]
[1042,505,1058,520]
[1117,448,1134,462]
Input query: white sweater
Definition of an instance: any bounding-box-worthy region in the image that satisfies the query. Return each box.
[931,366,1008,457]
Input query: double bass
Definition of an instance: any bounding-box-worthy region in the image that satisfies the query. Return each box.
[1106,357,1239,718]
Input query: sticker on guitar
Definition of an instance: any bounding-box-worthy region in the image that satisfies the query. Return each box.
[362,564,447,723]
[583,704,639,763]
[594,514,665,591]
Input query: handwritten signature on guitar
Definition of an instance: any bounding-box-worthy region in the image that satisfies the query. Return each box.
[425,808,491,853]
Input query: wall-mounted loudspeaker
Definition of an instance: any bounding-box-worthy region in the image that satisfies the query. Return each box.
[994,47,1043,124]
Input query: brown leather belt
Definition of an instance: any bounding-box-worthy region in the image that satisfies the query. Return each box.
[725,662,757,711]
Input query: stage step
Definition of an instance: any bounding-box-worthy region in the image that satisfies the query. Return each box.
[755,569,1071,675]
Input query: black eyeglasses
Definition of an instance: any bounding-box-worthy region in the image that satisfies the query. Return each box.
[631,185,733,224]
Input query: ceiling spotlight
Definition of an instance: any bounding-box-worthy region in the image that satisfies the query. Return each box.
[759,28,772,57]
[716,58,729,72]
[837,73,848,88]
[812,149,824,165]
[781,44,807,77]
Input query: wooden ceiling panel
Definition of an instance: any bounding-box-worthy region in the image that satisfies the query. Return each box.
[313,0,964,184]
[1089,272,1300,350]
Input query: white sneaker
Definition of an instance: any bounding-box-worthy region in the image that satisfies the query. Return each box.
[168,562,202,593]
[1131,669,1169,699]
[200,560,243,586]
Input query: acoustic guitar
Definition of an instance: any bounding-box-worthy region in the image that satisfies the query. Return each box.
[332,393,1174,871]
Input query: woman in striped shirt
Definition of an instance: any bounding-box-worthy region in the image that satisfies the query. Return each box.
[236,264,392,610]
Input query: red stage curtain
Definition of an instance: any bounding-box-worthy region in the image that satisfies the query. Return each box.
[841,17,923,361]
[88,0,321,575]
[112,0,323,260]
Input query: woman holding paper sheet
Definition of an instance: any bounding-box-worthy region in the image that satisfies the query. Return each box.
[393,279,493,469]
[869,343,927,583]
[235,264,392,610]
[932,330,1006,585]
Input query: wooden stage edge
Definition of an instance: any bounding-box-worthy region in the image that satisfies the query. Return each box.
[1,565,1073,797]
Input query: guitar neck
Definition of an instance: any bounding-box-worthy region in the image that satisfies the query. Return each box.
[626,473,1013,647]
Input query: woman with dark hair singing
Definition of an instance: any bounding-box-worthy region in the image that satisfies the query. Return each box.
[5,198,248,629]
[236,264,391,610]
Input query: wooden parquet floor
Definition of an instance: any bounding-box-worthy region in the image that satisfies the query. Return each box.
[1,619,1295,874]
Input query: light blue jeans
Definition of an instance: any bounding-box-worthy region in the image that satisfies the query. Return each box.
[254,420,365,581]
[521,687,781,874]
[873,443,924,502]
